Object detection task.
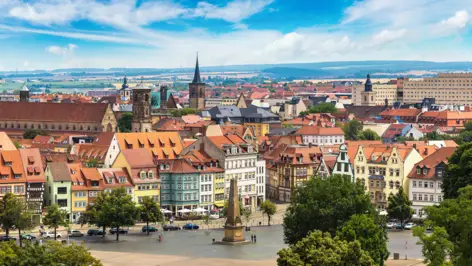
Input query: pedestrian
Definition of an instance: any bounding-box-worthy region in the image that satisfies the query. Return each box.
[250,233,254,242]
[254,234,257,243]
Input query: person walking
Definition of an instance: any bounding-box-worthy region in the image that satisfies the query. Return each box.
[251,233,254,242]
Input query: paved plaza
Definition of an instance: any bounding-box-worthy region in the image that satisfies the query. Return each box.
[69,225,423,263]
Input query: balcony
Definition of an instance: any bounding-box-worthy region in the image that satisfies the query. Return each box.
[27,187,44,192]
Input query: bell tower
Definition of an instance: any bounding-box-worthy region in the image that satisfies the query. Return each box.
[20,83,29,102]
[361,74,376,106]
[131,81,152,132]
[189,55,205,110]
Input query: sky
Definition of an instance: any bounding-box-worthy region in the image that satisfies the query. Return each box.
[0,0,471,70]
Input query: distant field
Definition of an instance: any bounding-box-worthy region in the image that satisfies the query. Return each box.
[0,81,116,92]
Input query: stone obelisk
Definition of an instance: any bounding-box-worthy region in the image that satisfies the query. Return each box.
[219,179,247,244]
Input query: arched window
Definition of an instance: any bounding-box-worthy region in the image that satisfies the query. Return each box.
[87,126,91,131]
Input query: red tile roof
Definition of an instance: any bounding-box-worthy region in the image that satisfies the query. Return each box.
[380,109,421,117]
[0,150,26,184]
[295,126,344,136]
[0,102,110,123]
[19,148,45,183]
[408,147,456,179]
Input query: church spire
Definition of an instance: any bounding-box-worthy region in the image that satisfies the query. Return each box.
[192,53,202,84]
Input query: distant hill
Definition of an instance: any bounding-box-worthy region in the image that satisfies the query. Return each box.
[2,61,472,79]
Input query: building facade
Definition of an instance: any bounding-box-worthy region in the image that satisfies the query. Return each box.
[45,162,72,218]
[19,149,45,224]
[189,56,205,110]
[131,82,152,133]
[407,147,455,217]
[295,126,345,146]
[331,144,354,180]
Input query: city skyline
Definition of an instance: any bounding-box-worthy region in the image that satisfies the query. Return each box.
[0,0,471,70]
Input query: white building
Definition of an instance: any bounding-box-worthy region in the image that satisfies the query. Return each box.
[199,172,213,211]
[331,144,354,180]
[256,159,266,205]
[407,147,455,217]
[295,126,345,146]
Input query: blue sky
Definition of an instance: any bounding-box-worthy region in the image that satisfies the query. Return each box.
[0,0,471,70]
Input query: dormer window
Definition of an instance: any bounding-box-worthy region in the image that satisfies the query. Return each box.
[148,171,153,179]
[119,177,126,183]
[160,164,164,170]
[107,177,113,184]
[74,182,78,185]
[298,157,303,163]
[166,164,170,170]
[423,169,428,175]
[4,162,11,167]
[437,170,443,177]
[14,174,21,178]
[140,171,146,179]
[231,147,237,154]
[416,168,421,174]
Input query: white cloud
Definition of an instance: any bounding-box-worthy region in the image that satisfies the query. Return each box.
[193,0,273,23]
[371,29,407,46]
[46,43,78,56]
[5,0,272,29]
[438,10,470,31]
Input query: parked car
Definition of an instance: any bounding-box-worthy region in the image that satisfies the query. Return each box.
[20,234,36,240]
[68,230,84,237]
[87,229,106,236]
[163,224,182,231]
[395,223,404,230]
[0,235,17,242]
[142,226,158,233]
[43,231,61,239]
[109,228,128,234]
[182,223,199,230]
[209,214,219,220]
[386,222,396,229]
[404,223,415,230]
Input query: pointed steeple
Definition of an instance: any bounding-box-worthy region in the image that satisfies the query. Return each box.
[192,53,202,84]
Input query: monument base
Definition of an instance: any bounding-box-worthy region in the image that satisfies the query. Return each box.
[213,240,252,246]
[223,225,245,242]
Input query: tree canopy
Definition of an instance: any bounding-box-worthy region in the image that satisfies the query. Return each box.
[283,175,375,245]
[358,129,381,140]
[425,185,472,266]
[43,204,68,240]
[386,186,413,227]
[139,196,163,235]
[277,231,374,266]
[260,200,277,226]
[117,112,133,133]
[413,223,453,266]
[337,214,389,266]
[0,241,102,266]
[343,120,363,140]
[307,102,337,114]
[170,108,197,117]
[23,129,48,139]
[443,143,472,198]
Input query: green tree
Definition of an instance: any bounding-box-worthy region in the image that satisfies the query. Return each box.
[43,204,68,240]
[443,143,472,198]
[13,141,21,149]
[170,108,197,117]
[202,215,211,231]
[0,193,19,237]
[337,214,389,266]
[277,231,374,266]
[260,200,276,226]
[85,158,99,168]
[242,208,252,227]
[413,223,453,266]
[98,188,138,241]
[117,112,133,133]
[425,186,472,266]
[23,129,48,139]
[283,175,374,245]
[139,196,163,235]
[221,200,244,217]
[13,199,33,247]
[387,187,413,228]
[343,120,363,140]
[358,129,381,140]
[0,241,102,266]
[308,102,337,114]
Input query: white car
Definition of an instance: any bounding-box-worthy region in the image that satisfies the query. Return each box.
[209,214,219,220]
[42,231,62,239]
[386,222,396,229]
[404,223,415,230]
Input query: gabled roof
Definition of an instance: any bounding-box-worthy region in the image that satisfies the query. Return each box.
[49,162,72,182]
[19,148,45,183]
[382,124,409,139]
[379,109,421,117]
[97,168,133,188]
[0,150,26,184]
[0,102,110,123]
[159,159,198,174]
[122,148,155,168]
[295,126,344,136]
[408,147,456,179]
[75,144,108,164]
[116,132,183,160]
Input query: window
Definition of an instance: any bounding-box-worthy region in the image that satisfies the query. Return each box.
[140,171,146,179]
[413,193,417,201]
[413,181,417,187]
[148,171,153,179]
[424,182,428,188]
[57,187,67,194]
[389,181,394,189]
[419,181,423,187]
[395,169,400,176]
[423,169,428,175]
[437,170,443,177]
[395,181,400,189]
[430,182,434,188]
[57,199,67,207]
[419,194,423,201]
[416,168,421,174]
[429,195,434,202]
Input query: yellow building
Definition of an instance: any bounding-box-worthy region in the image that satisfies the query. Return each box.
[243,122,270,138]
[213,171,225,208]
[69,163,88,223]
[352,145,423,210]
[112,148,159,204]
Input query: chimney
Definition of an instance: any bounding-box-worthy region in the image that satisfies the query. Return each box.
[413,144,417,149]
[423,148,428,155]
